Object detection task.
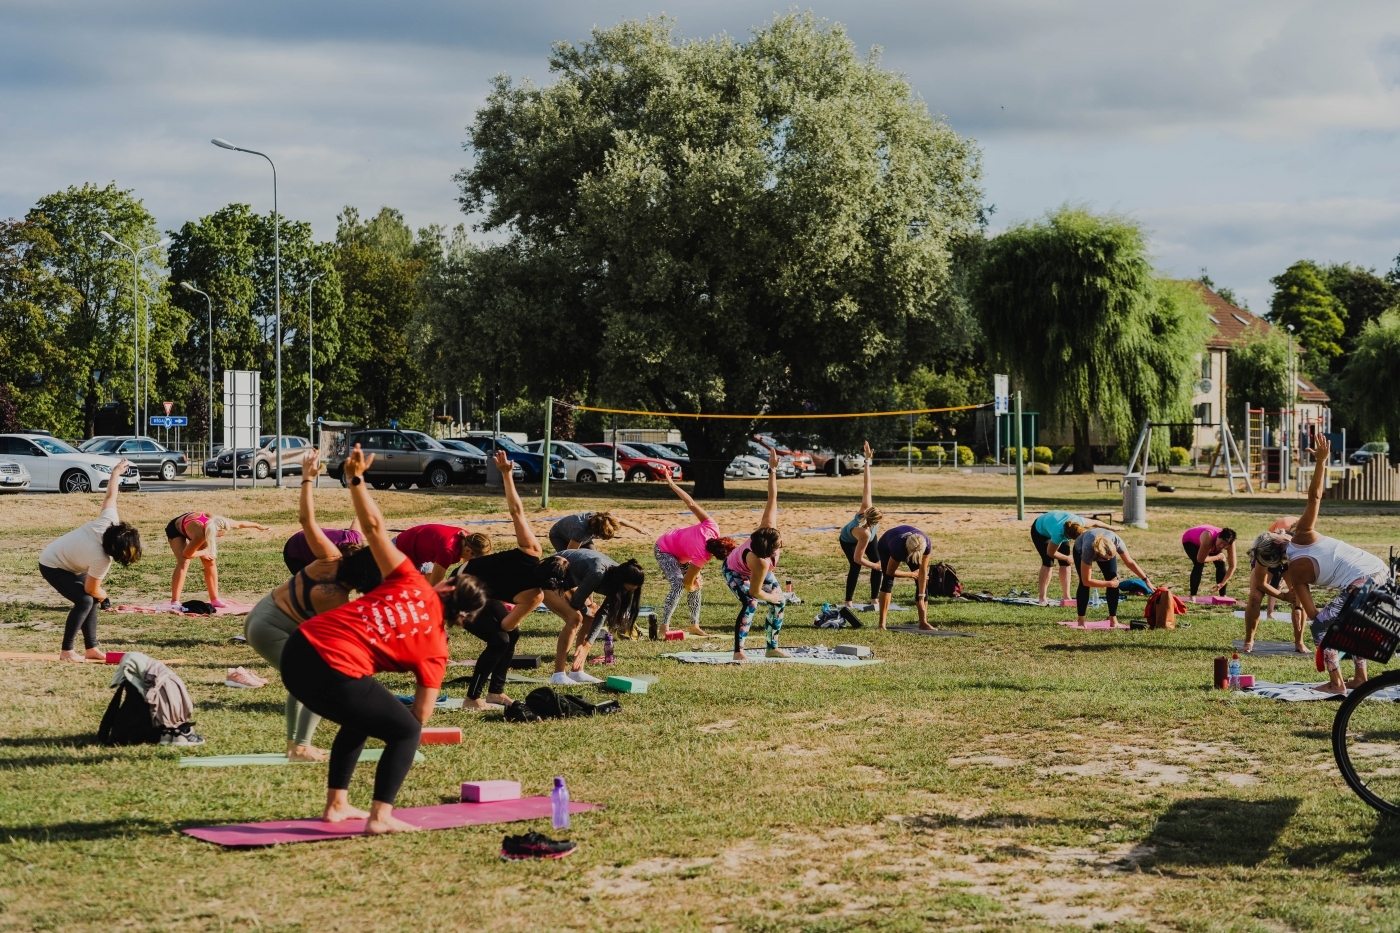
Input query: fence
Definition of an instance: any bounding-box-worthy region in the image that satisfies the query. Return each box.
[1323,457,1400,502]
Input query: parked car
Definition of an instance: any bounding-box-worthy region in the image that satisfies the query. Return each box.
[522,440,615,483]
[582,442,683,482]
[77,436,118,452]
[0,434,139,493]
[624,442,690,477]
[460,434,567,483]
[747,440,800,478]
[210,435,315,479]
[1349,442,1390,466]
[754,434,815,474]
[0,459,31,493]
[439,438,524,484]
[726,454,770,480]
[808,449,867,476]
[323,429,475,489]
[80,436,188,481]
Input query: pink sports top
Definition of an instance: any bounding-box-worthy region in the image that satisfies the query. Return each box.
[1182,525,1221,550]
[725,541,779,579]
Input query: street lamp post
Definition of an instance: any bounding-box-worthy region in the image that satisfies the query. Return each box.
[99,231,169,436]
[180,282,215,460]
[307,272,324,486]
[212,138,282,485]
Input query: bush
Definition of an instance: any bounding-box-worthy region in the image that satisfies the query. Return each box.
[1169,446,1190,466]
[897,446,922,460]
[981,454,997,465]
[1054,446,1075,465]
[1033,446,1053,464]
[1027,461,1051,475]
[1109,444,1133,466]
[956,445,975,466]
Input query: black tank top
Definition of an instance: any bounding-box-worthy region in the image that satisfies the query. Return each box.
[460,549,541,601]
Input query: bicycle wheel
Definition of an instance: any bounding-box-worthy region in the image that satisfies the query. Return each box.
[1332,669,1400,816]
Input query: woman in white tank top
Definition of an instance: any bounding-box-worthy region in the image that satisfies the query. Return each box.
[1285,435,1389,694]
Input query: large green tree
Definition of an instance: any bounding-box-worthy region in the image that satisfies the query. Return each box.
[0,219,81,431]
[1225,329,1290,436]
[450,14,982,495]
[1340,310,1400,466]
[168,204,341,441]
[23,183,176,437]
[975,207,1210,473]
[1268,261,1345,375]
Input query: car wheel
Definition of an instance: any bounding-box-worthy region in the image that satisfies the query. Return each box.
[255,460,270,480]
[425,465,451,488]
[577,470,596,483]
[61,470,92,494]
[160,460,177,481]
[371,481,392,491]
[627,469,650,483]
[393,482,414,490]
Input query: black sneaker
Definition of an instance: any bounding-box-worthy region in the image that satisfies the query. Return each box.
[500,832,578,860]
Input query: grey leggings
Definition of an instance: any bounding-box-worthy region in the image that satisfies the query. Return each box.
[655,544,702,628]
[245,592,322,747]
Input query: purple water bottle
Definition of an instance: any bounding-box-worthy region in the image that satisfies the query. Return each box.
[551,776,570,829]
[603,631,614,664]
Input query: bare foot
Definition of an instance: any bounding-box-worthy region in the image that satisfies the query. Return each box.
[58,649,86,662]
[917,622,936,631]
[1312,684,1347,696]
[84,648,104,660]
[765,647,792,658]
[1242,642,1254,653]
[878,625,888,631]
[1294,643,1308,654]
[485,692,513,707]
[463,697,505,710]
[322,802,370,823]
[365,813,420,835]
[732,651,748,662]
[687,623,710,637]
[287,744,327,762]
[1347,674,1369,689]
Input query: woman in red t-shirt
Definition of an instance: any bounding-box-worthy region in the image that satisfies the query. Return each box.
[394,523,492,585]
[281,445,487,835]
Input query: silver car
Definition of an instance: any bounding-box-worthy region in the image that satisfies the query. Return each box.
[0,458,31,493]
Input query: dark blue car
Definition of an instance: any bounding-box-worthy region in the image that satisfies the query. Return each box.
[469,435,567,482]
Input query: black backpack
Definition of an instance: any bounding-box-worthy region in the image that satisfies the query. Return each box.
[524,688,621,719]
[929,563,962,598]
[181,600,215,615]
[98,681,160,746]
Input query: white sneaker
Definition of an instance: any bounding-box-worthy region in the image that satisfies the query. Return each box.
[549,672,573,686]
[568,671,604,685]
[224,667,265,689]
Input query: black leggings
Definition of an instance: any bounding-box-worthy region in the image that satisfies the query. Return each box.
[839,537,883,602]
[1183,541,1227,596]
[280,631,422,805]
[39,563,98,651]
[466,601,517,699]
[1076,557,1120,617]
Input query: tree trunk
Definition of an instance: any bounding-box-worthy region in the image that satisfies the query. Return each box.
[83,379,98,440]
[1389,424,1400,470]
[678,419,751,499]
[1072,419,1094,475]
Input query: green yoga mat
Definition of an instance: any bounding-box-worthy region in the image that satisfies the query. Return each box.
[180,750,427,768]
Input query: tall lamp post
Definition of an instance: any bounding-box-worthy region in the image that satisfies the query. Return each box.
[212,137,282,484]
[306,272,324,486]
[180,282,215,459]
[99,231,169,436]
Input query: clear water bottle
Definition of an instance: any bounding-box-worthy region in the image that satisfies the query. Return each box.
[603,631,614,664]
[1228,653,1241,690]
[551,776,570,830]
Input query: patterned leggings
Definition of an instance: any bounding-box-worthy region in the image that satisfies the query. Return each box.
[1313,583,1373,675]
[723,566,785,652]
[655,545,702,628]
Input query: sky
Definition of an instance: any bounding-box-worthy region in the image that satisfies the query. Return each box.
[3,1,1399,311]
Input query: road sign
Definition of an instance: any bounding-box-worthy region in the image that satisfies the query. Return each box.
[994,374,1010,415]
[162,401,173,415]
[149,416,188,427]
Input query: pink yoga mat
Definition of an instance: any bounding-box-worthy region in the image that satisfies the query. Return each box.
[183,796,601,847]
[106,602,253,616]
[1056,619,1124,630]
[1189,595,1237,605]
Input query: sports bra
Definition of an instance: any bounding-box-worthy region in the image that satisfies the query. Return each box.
[287,566,340,622]
[178,513,209,535]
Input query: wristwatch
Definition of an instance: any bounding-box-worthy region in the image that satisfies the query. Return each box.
[350,476,362,486]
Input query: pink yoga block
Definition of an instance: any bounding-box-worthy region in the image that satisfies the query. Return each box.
[461,780,521,803]
[420,727,461,745]
[105,651,125,664]
[1239,674,1255,688]
[664,630,685,641]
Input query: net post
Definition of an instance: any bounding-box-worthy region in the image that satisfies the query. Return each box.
[541,395,553,509]
[1014,391,1025,520]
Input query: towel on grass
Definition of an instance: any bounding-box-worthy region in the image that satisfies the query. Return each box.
[1242,681,1400,701]
[663,646,881,667]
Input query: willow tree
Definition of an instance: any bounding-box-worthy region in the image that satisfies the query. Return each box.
[975,207,1209,473]
[450,13,983,496]
[1341,310,1400,467]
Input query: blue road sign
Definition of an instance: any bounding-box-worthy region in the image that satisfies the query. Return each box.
[149,416,188,427]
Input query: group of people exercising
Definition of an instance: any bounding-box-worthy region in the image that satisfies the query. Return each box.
[34,434,1385,833]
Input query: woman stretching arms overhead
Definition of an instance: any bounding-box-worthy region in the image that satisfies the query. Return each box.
[838,442,884,609]
[280,445,487,834]
[653,473,736,637]
[722,447,791,661]
[166,509,269,610]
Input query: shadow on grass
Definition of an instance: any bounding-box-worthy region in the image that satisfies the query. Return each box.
[1282,814,1400,869]
[0,733,100,748]
[1144,797,1298,868]
[0,817,175,843]
[0,752,130,770]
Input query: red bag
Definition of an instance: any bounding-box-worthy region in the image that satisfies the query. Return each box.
[1144,587,1187,629]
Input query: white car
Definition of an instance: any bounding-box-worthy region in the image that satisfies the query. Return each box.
[747,441,800,478]
[0,434,140,493]
[0,458,31,493]
[726,454,770,480]
[523,440,615,483]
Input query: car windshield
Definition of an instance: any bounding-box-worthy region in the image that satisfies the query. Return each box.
[616,444,650,459]
[33,437,80,455]
[547,441,593,459]
[443,440,486,457]
[1363,442,1389,452]
[403,431,445,450]
[258,435,275,449]
[489,436,525,452]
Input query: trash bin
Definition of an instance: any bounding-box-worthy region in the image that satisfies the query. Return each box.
[485,457,503,488]
[1122,473,1148,529]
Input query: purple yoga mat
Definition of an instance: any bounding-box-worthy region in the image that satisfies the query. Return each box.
[183,796,601,847]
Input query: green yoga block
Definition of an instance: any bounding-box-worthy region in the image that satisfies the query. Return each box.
[605,675,649,693]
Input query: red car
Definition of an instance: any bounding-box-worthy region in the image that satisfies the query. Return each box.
[754,434,815,474]
[583,443,683,482]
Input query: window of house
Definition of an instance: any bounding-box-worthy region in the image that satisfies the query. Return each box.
[1195,403,1212,424]
[1200,354,1212,380]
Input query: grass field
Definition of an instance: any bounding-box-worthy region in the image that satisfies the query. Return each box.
[2,468,1399,933]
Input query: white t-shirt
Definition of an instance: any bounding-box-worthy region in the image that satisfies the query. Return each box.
[39,506,119,579]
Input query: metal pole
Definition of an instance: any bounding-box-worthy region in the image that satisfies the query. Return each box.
[308,272,323,486]
[611,416,618,482]
[541,396,553,508]
[272,160,281,486]
[1014,391,1025,520]
[133,250,139,433]
[907,414,913,473]
[229,373,236,491]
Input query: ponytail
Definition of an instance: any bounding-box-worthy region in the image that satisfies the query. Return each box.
[595,559,644,635]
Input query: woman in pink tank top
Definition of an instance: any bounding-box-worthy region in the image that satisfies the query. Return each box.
[653,474,735,637]
[1180,525,1236,597]
[166,510,270,611]
[720,447,789,661]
